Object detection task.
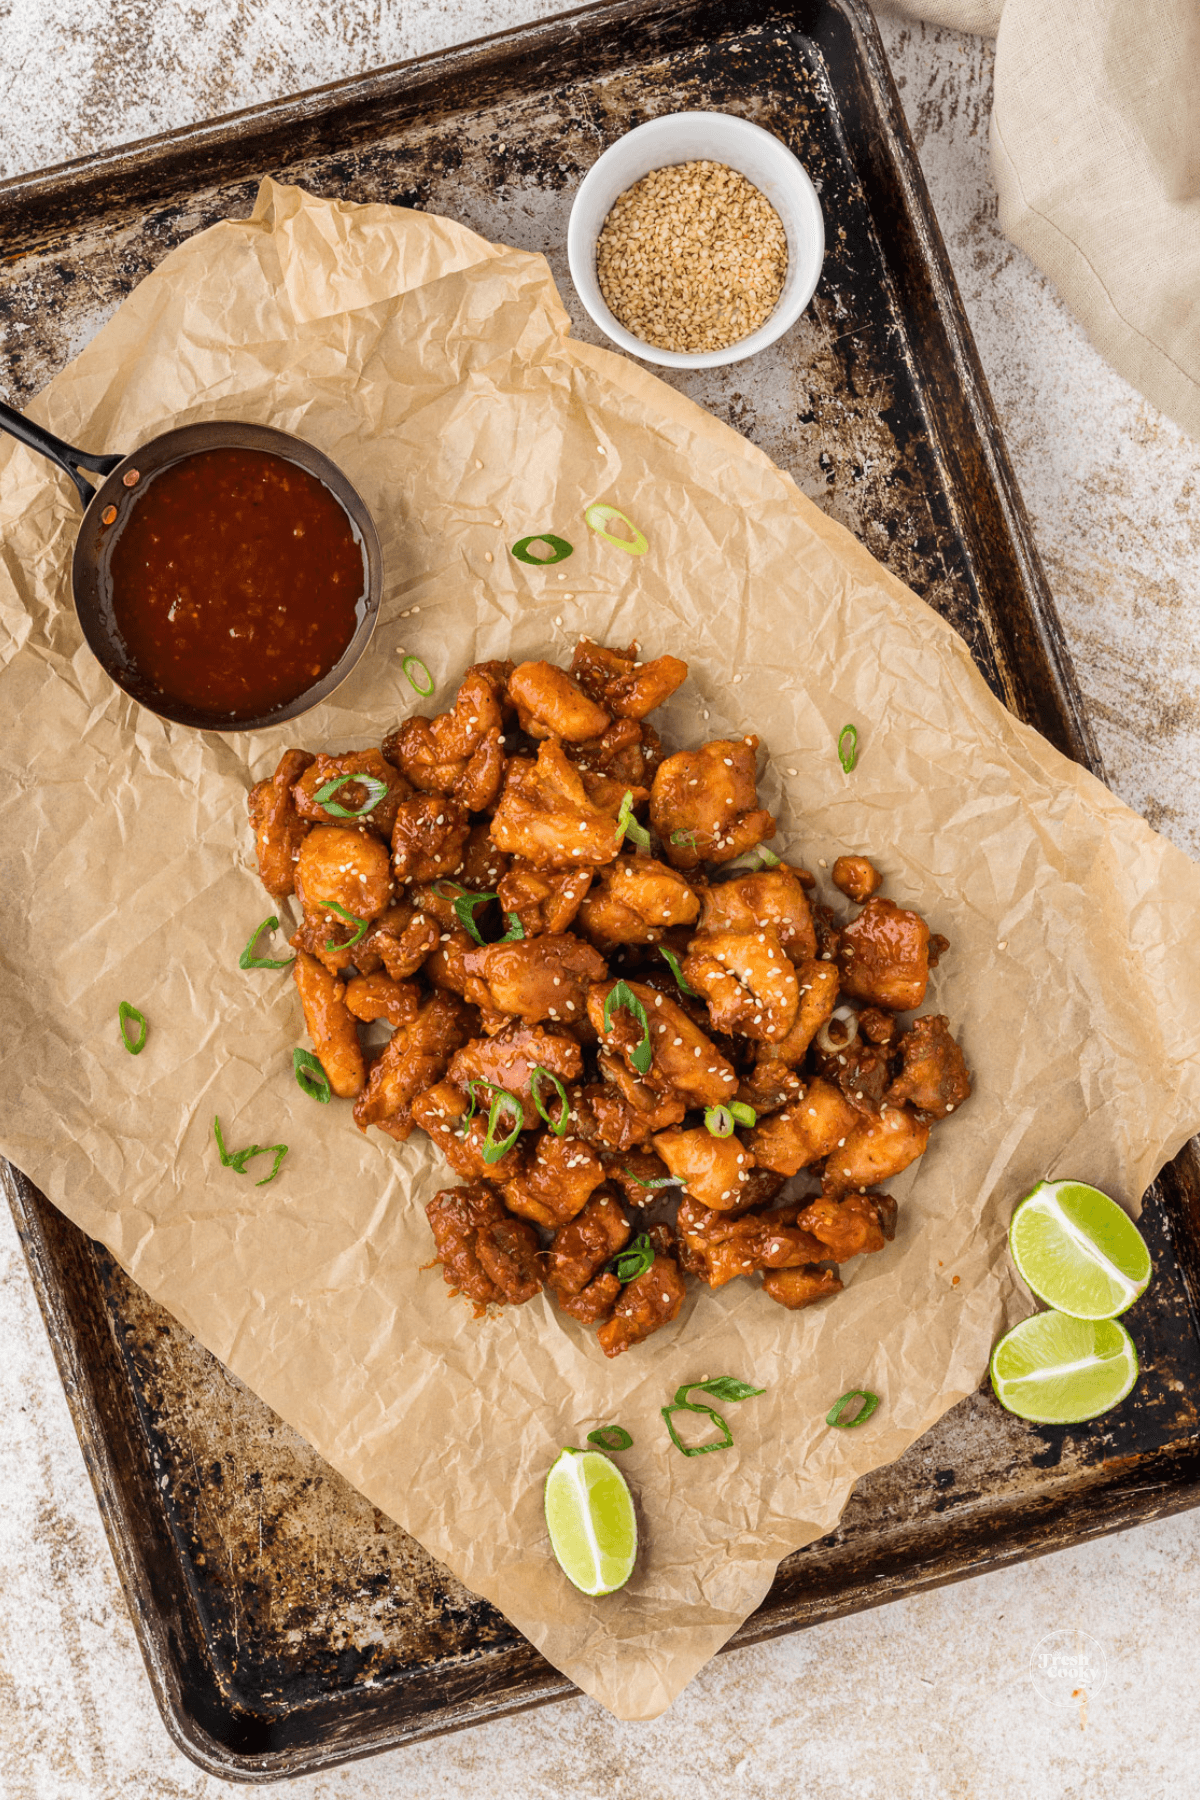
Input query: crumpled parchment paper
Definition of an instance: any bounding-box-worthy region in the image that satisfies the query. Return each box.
[2,179,1199,1720]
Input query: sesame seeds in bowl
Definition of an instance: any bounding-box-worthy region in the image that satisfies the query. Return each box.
[568,112,824,372]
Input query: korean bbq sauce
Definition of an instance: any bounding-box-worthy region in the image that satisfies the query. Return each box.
[103,447,367,720]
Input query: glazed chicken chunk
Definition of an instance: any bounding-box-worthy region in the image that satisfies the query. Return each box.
[502,1130,608,1229]
[676,1197,828,1287]
[795,1191,890,1260]
[356,902,440,982]
[391,794,471,886]
[748,1077,861,1177]
[576,855,701,950]
[497,862,594,937]
[762,1265,844,1310]
[838,896,933,1013]
[697,866,817,963]
[295,823,393,924]
[597,1250,687,1358]
[823,1103,930,1194]
[588,977,738,1109]
[353,990,473,1138]
[683,925,800,1042]
[293,948,366,1099]
[409,1080,527,1182]
[754,959,840,1068]
[508,660,611,743]
[545,1192,632,1324]
[247,747,314,897]
[291,747,412,835]
[569,638,688,721]
[886,1014,972,1117]
[426,1184,542,1314]
[831,854,883,904]
[650,737,777,870]
[463,933,607,1024]
[490,741,626,870]
[448,1022,583,1128]
[383,667,505,798]
[653,1125,756,1211]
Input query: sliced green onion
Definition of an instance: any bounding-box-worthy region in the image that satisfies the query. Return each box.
[402,656,435,697]
[657,944,698,996]
[293,1048,332,1104]
[622,1168,682,1190]
[432,880,465,899]
[662,1401,733,1457]
[584,502,649,556]
[587,1426,633,1452]
[674,1377,765,1408]
[482,1088,524,1164]
[239,916,295,971]
[453,889,497,945]
[722,846,784,876]
[118,1001,147,1056]
[671,828,699,853]
[511,533,574,565]
[313,772,389,818]
[530,1065,570,1136]
[827,1389,879,1428]
[837,723,859,773]
[321,899,368,951]
[705,1104,734,1139]
[755,845,781,868]
[250,1144,288,1187]
[213,1114,238,1167]
[614,789,652,852]
[729,1101,757,1128]
[602,979,653,1076]
[611,1232,654,1283]
[498,912,526,942]
[213,1116,289,1186]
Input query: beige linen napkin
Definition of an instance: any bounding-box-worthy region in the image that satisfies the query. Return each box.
[873,0,1200,442]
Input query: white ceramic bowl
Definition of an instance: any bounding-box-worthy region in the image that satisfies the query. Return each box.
[567,111,825,371]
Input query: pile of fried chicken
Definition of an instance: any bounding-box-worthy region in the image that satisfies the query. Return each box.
[247,641,971,1358]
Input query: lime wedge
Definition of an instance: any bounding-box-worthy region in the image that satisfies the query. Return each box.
[1009,1180,1152,1319]
[990,1312,1139,1423]
[544,1448,638,1596]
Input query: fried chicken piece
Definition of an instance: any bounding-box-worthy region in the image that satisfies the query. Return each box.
[589,976,738,1108]
[247,748,315,897]
[288,912,361,978]
[577,856,701,951]
[391,794,471,886]
[356,902,440,981]
[569,638,688,720]
[352,991,474,1138]
[859,1006,897,1046]
[457,729,507,812]
[736,1061,804,1117]
[813,1034,892,1116]
[497,862,593,937]
[795,1191,888,1260]
[762,1266,844,1310]
[886,1014,972,1118]
[545,1191,633,1323]
[756,959,840,1067]
[449,1022,583,1127]
[292,948,365,1099]
[508,660,611,743]
[650,737,776,871]
[567,717,665,788]
[696,867,817,962]
[502,1130,608,1228]
[294,823,393,924]
[676,1197,827,1287]
[425,925,496,1011]
[291,748,412,836]
[464,658,517,720]
[602,1147,676,1206]
[653,1125,757,1211]
[838,896,932,1013]
[824,1103,930,1193]
[409,1080,526,1181]
[383,668,505,795]
[748,1077,861,1177]
[460,822,510,893]
[426,1184,542,1315]
[343,973,419,1028]
[832,855,883,904]
[463,933,606,1024]
[682,925,799,1043]
[572,1080,687,1151]
[597,1251,687,1357]
[490,741,624,871]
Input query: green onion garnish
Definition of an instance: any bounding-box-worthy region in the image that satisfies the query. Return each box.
[584,502,649,556]
[602,979,653,1076]
[611,1233,655,1283]
[662,1377,765,1457]
[313,772,389,819]
[671,828,698,853]
[511,533,574,565]
[587,1426,633,1452]
[321,900,368,951]
[453,889,497,945]
[657,944,698,996]
[293,1048,332,1104]
[755,845,781,868]
[212,1116,288,1186]
[837,723,859,773]
[118,1001,148,1056]
[239,916,296,970]
[530,1065,570,1136]
[614,789,652,852]
[705,1104,734,1139]
[402,656,435,697]
[826,1389,879,1428]
[482,1087,524,1164]
[729,1101,757,1128]
[622,1168,682,1189]
[498,912,526,942]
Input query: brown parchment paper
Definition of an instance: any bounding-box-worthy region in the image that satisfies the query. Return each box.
[4,179,1200,1721]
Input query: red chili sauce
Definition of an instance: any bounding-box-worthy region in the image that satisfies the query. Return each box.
[104,447,367,719]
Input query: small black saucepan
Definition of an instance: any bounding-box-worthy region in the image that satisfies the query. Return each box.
[0,402,383,732]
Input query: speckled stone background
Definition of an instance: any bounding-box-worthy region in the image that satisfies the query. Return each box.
[3,5,1200,1797]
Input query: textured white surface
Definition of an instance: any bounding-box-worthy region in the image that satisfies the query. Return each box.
[3,5,1200,1797]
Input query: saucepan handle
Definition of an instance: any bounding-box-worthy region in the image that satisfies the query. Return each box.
[0,398,124,509]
